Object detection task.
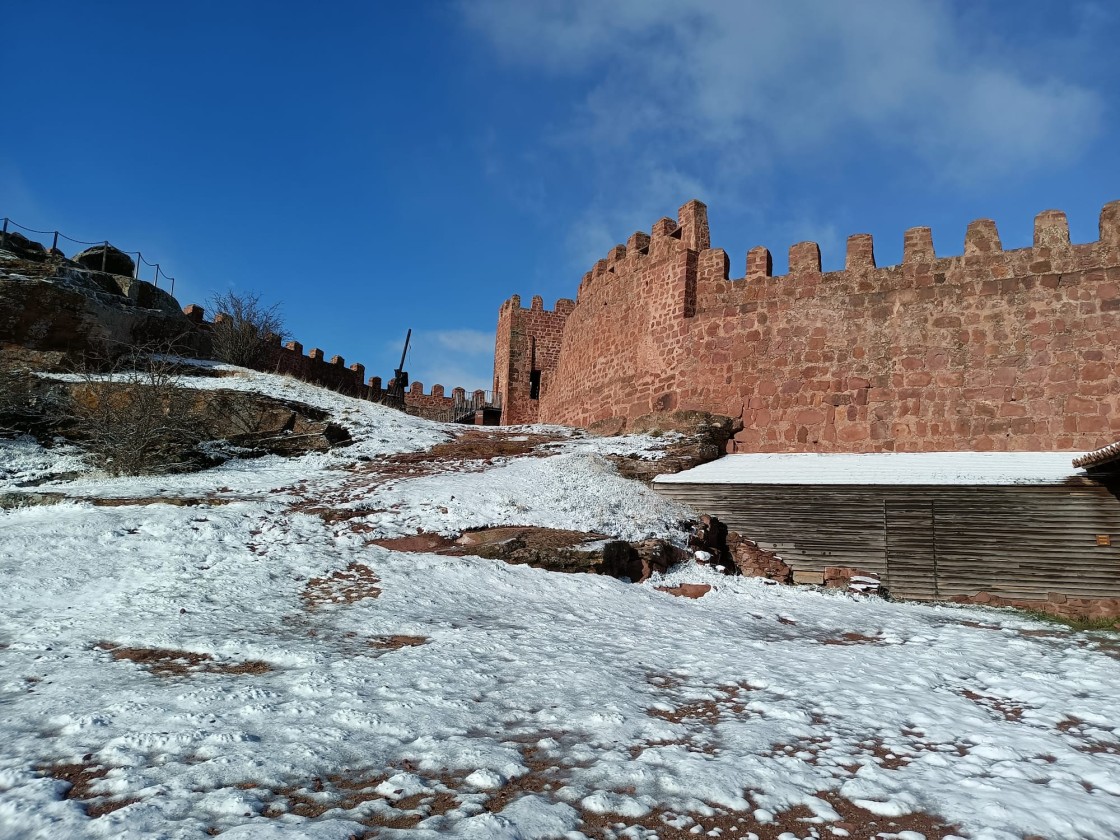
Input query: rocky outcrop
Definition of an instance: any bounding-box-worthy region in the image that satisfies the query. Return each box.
[685,513,794,583]
[597,539,687,582]
[72,244,136,278]
[728,534,793,584]
[0,240,203,363]
[58,381,350,471]
[604,410,741,481]
[374,525,689,583]
[0,231,48,261]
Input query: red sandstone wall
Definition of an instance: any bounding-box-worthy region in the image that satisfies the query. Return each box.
[493,294,573,425]
[403,382,492,421]
[532,199,1120,453]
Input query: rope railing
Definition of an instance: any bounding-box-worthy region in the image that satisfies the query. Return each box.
[1,214,178,295]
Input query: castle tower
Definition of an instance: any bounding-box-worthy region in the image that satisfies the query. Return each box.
[493,294,574,425]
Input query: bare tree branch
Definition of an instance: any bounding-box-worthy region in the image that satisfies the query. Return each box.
[207,290,286,369]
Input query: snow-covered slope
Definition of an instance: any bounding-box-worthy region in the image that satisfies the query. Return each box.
[1,367,1118,840]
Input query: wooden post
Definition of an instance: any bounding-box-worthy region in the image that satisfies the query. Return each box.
[134,252,141,279]
[0,218,7,250]
[52,231,59,252]
[101,241,108,272]
[154,264,160,288]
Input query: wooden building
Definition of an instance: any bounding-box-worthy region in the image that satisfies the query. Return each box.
[653,450,1120,609]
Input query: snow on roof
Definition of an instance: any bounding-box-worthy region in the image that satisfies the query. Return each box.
[653,451,1093,486]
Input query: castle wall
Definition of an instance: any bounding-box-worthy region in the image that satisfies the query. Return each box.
[493,294,573,425]
[528,199,1120,453]
[183,305,482,416]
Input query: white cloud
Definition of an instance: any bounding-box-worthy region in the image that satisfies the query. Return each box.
[430,328,496,357]
[463,0,1102,177]
[462,0,1104,262]
[382,329,496,394]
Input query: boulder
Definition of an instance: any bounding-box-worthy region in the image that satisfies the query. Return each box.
[0,252,204,359]
[111,275,192,314]
[597,539,686,582]
[587,416,627,437]
[72,244,136,278]
[728,534,792,584]
[688,513,732,570]
[0,231,48,261]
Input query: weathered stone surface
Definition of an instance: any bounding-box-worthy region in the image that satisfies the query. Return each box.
[72,244,135,278]
[370,524,688,583]
[687,513,733,571]
[0,230,48,261]
[110,274,183,314]
[587,416,627,437]
[0,251,204,358]
[608,411,741,481]
[61,382,350,464]
[657,583,712,599]
[728,533,792,583]
[597,539,686,582]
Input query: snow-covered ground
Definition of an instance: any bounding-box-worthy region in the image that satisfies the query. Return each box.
[1,368,1118,840]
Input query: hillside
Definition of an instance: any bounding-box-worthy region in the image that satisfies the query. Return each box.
[1,366,1118,840]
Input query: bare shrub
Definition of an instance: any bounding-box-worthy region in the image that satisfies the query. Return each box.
[68,342,212,475]
[207,290,285,368]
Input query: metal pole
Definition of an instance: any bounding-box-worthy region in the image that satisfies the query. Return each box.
[154,264,159,288]
[101,240,108,272]
[52,231,59,253]
[134,253,140,279]
[170,276,175,295]
[397,329,412,373]
[1,218,8,250]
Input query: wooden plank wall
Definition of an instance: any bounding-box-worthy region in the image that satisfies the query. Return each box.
[654,482,1120,601]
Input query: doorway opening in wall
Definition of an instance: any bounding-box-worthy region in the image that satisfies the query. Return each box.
[529,370,541,400]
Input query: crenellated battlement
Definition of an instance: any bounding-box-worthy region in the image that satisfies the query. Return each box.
[508,197,1120,454]
[499,294,576,316]
[572,200,1120,298]
[184,306,483,414]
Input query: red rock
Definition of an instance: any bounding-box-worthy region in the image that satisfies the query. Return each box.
[656,584,712,599]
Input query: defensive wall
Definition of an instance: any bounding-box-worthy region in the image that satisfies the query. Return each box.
[496,198,1120,452]
[183,303,486,420]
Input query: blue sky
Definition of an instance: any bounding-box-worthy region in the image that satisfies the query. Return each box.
[3,1,1118,392]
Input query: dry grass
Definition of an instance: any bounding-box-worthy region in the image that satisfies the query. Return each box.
[411,431,559,461]
[367,635,428,651]
[961,688,1027,722]
[230,767,463,833]
[1057,715,1120,755]
[95,642,271,677]
[570,791,964,840]
[820,631,883,645]
[38,760,139,818]
[301,563,381,610]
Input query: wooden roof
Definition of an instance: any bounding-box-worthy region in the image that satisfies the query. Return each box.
[1073,441,1120,470]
